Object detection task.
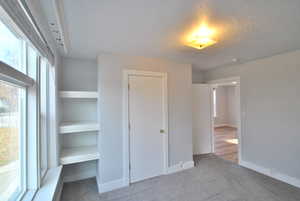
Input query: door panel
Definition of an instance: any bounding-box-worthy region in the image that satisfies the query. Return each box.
[129,75,164,182]
[192,84,212,154]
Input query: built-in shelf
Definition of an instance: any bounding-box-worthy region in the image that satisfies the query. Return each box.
[59,91,98,99]
[60,145,99,165]
[60,122,99,134]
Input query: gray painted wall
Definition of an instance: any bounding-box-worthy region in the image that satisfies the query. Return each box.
[204,50,300,180]
[226,86,238,127]
[192,70,204,83]
[214,86,239,127]
[98,54,193,183]
[60,58,97,91]
[214,86,228,126]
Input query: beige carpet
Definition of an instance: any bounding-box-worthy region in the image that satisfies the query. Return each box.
[61,155,300,201]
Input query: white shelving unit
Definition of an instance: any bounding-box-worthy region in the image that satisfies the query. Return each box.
[59,91,98,99]
[59,60,99,184]
[60,145,100,165]
[60,122,99,134]
[59,90,99,165]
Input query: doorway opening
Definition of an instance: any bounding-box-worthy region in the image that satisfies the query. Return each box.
[210,78,241,164]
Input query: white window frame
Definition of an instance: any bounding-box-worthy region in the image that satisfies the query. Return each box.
[0,11,53,201]
[39,57,49,179]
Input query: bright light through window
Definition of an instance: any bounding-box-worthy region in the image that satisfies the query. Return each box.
[0,81,25,201]
[213,88,217,118]
[0,20,23,72]
[40,58,49,178]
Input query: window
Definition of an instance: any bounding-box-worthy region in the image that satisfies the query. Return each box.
[40,58,49,178]
[0,12,52,201]
[0,20,24,72]
[0,19,26,201]
[0,82,26,201]
[213,88,217,118]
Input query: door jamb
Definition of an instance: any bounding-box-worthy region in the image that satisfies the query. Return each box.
[122,70,169,185]
[207,77,242,165]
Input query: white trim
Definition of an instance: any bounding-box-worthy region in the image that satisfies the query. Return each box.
[122,70,169,184]
[33,166,63,201]
[98,178,127,194]
[59,91,98,99]
[60,145,100,165]
[209,85,215,153]
[208,77,242,164]
[51,0,69,53]
[207,76,240,86]
[0,61,35,87]
[240,160,300,188]
[182,161,195,169]
[59,122,99,134]
[54,180,63,201]
[166,161,195,174]
[96,174,101,193]
[99,160,194,193]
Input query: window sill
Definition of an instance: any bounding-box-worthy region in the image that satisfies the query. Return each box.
[22,166,63,201]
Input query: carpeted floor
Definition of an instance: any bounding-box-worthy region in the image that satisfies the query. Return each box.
[61,155,300,201]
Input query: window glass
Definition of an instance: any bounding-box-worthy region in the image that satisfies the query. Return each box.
[0,20,23,72]
[0,81,25,201]
[213,88,217,118]
[40,59,48,177]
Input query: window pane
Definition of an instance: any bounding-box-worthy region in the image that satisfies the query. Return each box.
[0,82,25,201]
[213,88,217,118]
[0,20,23,72]
[40,59,48,177]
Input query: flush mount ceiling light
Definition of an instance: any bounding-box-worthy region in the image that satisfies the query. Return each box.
[186,22,217,50]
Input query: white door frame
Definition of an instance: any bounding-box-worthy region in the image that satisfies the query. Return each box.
[207,76,242,165]
[122,70,169,184]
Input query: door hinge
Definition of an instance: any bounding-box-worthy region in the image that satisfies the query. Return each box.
[128,83,130,90]
[128,123,131,131]
[129,163,131,171]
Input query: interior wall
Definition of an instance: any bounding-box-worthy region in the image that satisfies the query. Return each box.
[226,86,238,127]
[98,53,193,184]
[192,70,204,83]
[214,86,228,126]
[204,49,300,181]
[60,58,97,91]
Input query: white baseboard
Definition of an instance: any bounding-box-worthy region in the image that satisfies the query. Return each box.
[240,160,300,188]
[96,173,101,193]
[63,170,96,183]
[97,161,194,194]
[98,178,128,193]
[166,160,194,174]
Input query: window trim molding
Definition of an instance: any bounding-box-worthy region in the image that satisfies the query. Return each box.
[0,61,34,87]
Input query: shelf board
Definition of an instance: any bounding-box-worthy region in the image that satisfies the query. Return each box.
[59,91,98,99]
[60,145,99,165]
[60,122,99,134]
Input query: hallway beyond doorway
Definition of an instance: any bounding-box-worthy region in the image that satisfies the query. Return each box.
[214,126,238,163]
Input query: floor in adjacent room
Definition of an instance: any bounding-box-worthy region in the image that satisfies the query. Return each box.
[61,155,300,201]
[214,126,238,163]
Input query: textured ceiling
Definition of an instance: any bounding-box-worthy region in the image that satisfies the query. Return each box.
[61,0,300,70]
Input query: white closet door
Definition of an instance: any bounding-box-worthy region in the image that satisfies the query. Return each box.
[129,75,164,183]
[192,84,212,154]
